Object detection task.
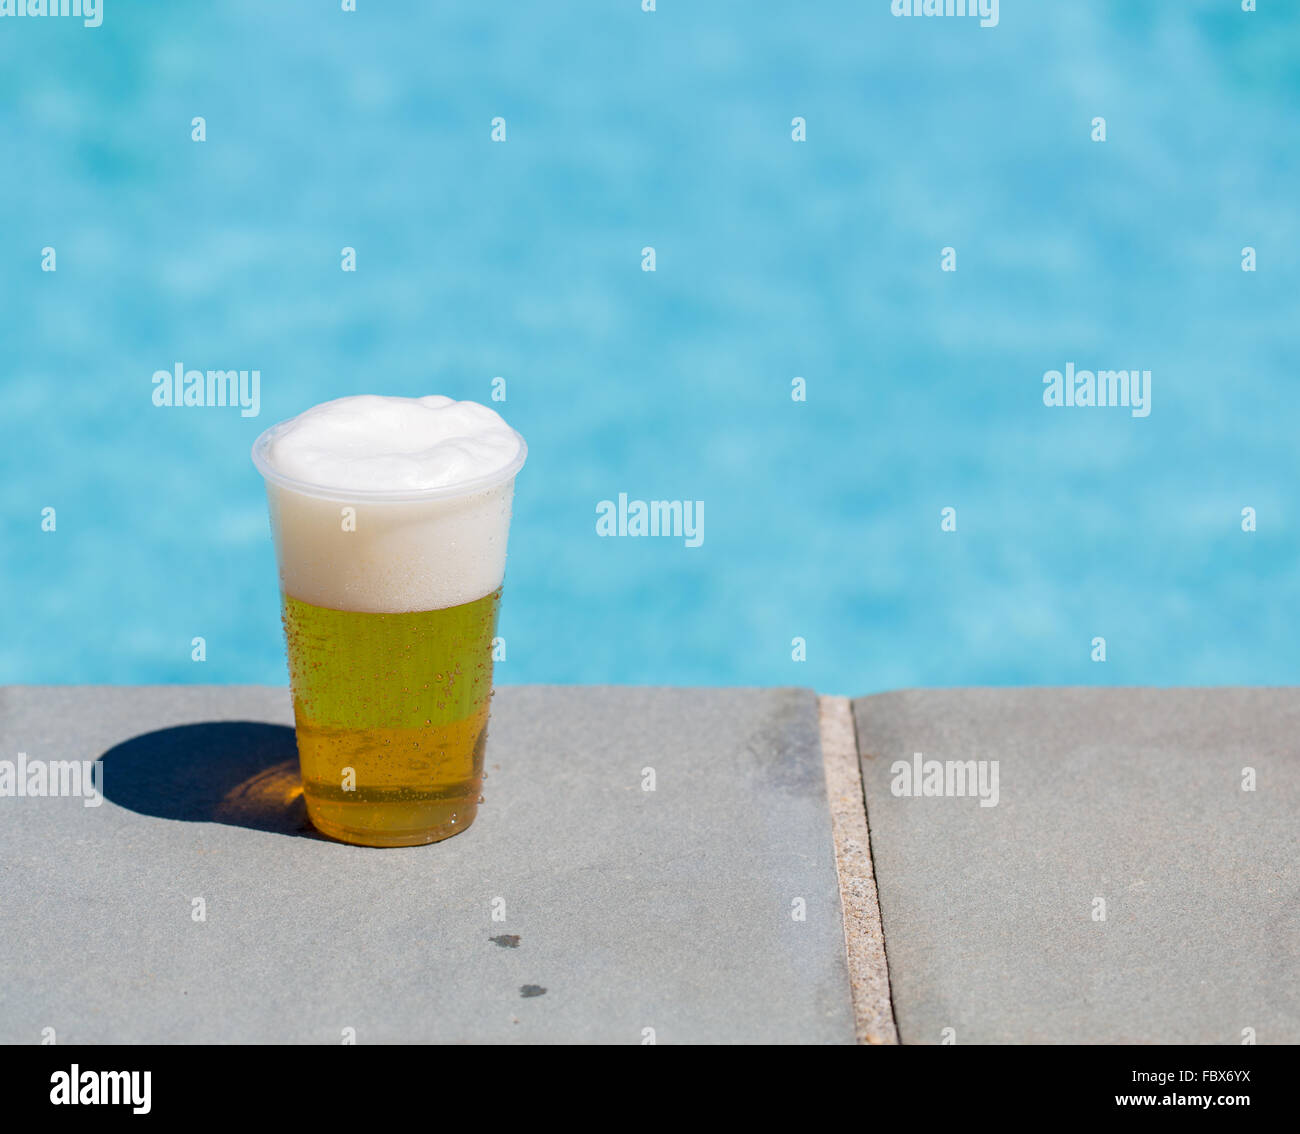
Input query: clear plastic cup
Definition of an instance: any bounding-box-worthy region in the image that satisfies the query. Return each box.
[252,416,525,847]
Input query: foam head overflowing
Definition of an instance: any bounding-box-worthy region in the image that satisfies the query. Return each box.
[254,395,525,613]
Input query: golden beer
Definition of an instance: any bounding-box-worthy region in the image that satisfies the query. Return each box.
[252,393,526,848]
[283,589,501,846]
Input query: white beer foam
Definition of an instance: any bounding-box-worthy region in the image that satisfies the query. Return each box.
[256,396,523,613]
[262,394,522,493]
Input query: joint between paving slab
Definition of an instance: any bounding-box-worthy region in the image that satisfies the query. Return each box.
[817,694,900,1045]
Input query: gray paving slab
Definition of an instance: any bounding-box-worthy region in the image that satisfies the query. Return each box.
[0,685,853,1044]
[853,687,1300,1045]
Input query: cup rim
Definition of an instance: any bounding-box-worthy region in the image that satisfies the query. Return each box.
[251,422,527,503]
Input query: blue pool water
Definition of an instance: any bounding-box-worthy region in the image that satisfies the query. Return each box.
[2,2,1298,695]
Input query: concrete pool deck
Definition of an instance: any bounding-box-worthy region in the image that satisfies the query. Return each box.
[0,685,1295,1044]
[852,687,1299,1045]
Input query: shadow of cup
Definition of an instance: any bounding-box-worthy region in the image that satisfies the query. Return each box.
[98,721,321,839]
